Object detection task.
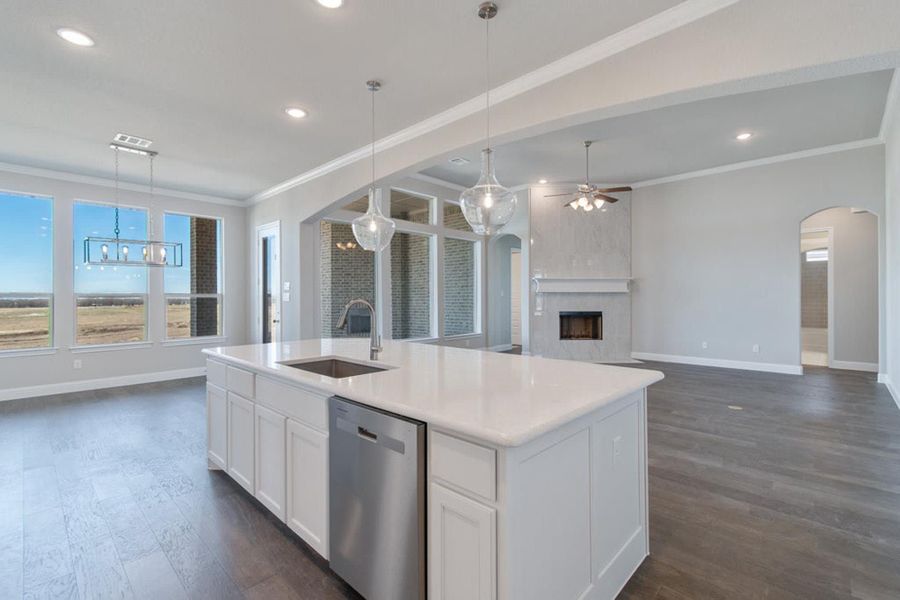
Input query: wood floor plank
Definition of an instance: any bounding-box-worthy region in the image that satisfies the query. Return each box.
[70,535,133,599]
[122,551,189,600]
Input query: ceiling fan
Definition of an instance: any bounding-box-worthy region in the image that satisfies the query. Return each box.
[544,141,632,212]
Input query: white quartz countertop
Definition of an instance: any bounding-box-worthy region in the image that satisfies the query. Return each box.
[203,339,663,447]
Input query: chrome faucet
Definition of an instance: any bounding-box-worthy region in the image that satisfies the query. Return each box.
[336,298,382,361]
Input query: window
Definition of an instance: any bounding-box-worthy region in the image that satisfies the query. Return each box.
[164,213,223,339]
[0,191,53,351]
[391,232,432,339]
[444,237,478,336]
[443,201,473,232]
[320,220,374,338]
[390,189,433,224]
[74,202,147,345]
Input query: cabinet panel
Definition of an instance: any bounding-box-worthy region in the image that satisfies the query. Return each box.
[206,383,227,469]
[206,360,227,389]
[431,430,496,501]
[429,483,496,600]
[254,404,287,521]
[256,376,328,431]
[286,419,329,558]
[227,366,255,399]
[227,392,255,493]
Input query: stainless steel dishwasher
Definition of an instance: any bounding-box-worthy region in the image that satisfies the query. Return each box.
[329,396,425,600]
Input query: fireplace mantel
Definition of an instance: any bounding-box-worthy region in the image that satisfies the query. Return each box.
[532,276,631,294]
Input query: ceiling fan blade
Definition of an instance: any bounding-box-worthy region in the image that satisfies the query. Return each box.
[595,186,632,193]
[544,192,576,198]
[593,193,619,203]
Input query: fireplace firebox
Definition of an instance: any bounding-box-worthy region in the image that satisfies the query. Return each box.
[559,311,603,340]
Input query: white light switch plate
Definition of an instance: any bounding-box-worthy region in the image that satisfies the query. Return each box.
[282,292,290,302]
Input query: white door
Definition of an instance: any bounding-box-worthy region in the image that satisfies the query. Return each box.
[510,249,522,346]
[286,419,329,559]
[257,222,282,344]
[227,392,255,493]
[429,483,496,600]
[254,404,287,521]
[206,384,227,469]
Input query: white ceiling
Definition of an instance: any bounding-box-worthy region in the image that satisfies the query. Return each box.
[421,70,894,188]
[0,0,684,200]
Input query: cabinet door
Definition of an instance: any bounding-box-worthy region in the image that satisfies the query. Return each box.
[206,384,227,469]
[429,483,496,600]
[286,419,329,558]
[254,404,286,521]
[227,392,255,493]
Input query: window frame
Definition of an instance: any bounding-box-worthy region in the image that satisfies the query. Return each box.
[71,199,150,348]
[162,210,225,342]
[0,188,55,355]
[319,189,483,343]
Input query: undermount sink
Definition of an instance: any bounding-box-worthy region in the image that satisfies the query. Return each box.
[279,358,388,379]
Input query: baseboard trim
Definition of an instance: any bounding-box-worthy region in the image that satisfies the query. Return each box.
[882,376,899,411]
[829,360,879,373]
[631,352,803,375]
[0,367,207,402]
[485,344,514,352]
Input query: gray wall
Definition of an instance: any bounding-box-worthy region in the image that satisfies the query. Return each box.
[885,78,900,396]
[0,168,247,394]
[632,145,885,370]
[802,208,879,365]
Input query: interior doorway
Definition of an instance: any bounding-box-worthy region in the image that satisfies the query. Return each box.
[800,228,831,366]
[257,222,282,344]
[510,248,522,346]
[799,207,879,372]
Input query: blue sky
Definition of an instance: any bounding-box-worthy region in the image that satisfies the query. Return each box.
[2,193,218,295]
[0,192,52,294]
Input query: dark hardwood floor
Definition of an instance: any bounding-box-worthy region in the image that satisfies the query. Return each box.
[622,363,900,600]
[0,363,898,599]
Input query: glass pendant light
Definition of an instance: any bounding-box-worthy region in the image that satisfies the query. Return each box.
[459,1,517,235]
[352,80,396,252]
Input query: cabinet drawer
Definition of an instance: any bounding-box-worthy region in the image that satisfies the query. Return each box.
[206,359,227,389]
[431,431,496,502]
[227,366,255,399]
[256,376,328,432]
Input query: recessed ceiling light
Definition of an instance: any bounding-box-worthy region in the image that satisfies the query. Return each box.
[285,107,308,119]
[448,157,470,165]
[736,132,753,141]
[317,0,344,7]
[56,28,95,47]
[538,179,548,184]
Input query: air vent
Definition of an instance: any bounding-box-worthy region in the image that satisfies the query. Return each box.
[114,132,153,148]
[448,156,470,166]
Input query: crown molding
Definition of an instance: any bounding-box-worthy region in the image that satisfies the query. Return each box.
[879,68,899,142]
[630,138,884,189]
[407,172,467,192]
[247,0,742,205]
[0,160,244,207]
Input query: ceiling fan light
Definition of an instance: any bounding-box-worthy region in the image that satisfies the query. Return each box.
[568,200,579,210]
[583,202,594,212]
[594,198,605,208]
[577,196,589,208]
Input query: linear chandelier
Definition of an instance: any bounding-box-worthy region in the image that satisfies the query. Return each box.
[84,142,183,267]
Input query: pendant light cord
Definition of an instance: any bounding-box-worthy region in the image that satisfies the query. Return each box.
[114,148,120,239]
[485,14,491,152]
[371,84,376,189]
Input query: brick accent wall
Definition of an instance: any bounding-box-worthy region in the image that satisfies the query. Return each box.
[391,232,431,339]
[190,217,219,337]
[320,221,375,337]
[801,253,828,328]
[444,237,475,335]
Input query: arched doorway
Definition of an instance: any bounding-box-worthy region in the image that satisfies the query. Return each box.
[800,207,879,372]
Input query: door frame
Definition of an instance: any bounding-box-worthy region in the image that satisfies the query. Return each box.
[257,221,282,344]
[800,226,834,369]
[510,247,522,346]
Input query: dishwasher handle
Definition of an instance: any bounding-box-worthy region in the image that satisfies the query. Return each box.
[336,416,407,455]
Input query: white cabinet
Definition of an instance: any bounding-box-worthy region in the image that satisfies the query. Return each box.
[206,384,227,469]
[429,483,496,600]
[286,418,329,558]
[254,404,286,521]
[227,392,255,493]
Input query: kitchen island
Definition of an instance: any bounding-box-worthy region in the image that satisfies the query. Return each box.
[203,339,663,600]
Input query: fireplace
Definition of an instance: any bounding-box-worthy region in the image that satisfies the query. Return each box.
[559,311,603,340]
